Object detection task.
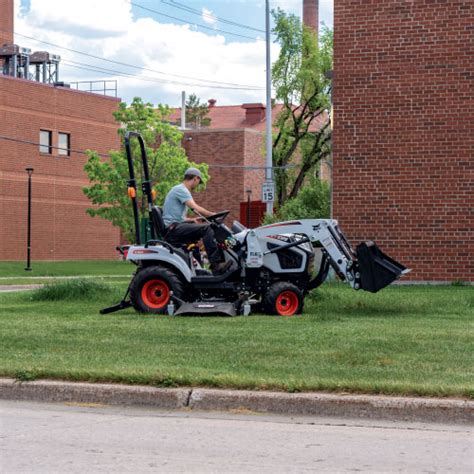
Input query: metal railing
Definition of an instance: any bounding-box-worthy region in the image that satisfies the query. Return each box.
[69,80,118,97]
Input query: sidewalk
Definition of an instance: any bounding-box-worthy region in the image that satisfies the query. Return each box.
[0,275,129,281]
[0,285,44,293]
[0,274,130,291]
[1,378,472,424]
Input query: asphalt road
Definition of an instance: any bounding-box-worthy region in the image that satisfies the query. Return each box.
[1,400,472,473]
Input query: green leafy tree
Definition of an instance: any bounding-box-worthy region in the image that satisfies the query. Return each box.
[83,98,208,241]
[272,9,333,207]
[177,93,212,129]
[263,178,330,225]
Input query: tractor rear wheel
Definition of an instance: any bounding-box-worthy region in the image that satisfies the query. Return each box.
[263,282,304,316]
[130,266,184,314]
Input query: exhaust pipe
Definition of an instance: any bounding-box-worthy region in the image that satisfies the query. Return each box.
[356,241,410,293]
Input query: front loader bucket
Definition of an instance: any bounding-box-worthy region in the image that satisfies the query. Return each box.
[356,241,409,293]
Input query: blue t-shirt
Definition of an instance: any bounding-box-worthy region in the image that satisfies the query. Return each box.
[162,183,192,227]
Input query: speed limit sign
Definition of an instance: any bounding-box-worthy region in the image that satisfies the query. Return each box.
[262,181,275,203]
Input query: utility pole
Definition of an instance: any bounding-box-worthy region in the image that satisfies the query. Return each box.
[181,91,186,130]
[264,0,274,215]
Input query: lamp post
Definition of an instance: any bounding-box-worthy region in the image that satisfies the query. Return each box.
[265,0,274,215]
[25,167,34,271]
[246,188,252,227]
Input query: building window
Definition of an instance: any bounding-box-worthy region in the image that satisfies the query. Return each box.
[39,130,52,154]
[58,132,71,156]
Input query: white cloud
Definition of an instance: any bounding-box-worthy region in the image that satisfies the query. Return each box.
[201,7,217,26]
[26,0,132,37]
[14,0,275,106]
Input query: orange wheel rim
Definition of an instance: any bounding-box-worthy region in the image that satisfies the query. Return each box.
[275,291,299,316]
[141,279,170,309]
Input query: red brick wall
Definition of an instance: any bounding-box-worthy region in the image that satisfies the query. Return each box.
[183,129,265,226]
[0,75,121,261]
[0,0,13,46]
[333,1,473,282]
[243,129,265,226]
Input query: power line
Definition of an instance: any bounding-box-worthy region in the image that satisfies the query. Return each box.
[130,1,265,42]
[161,0,267,34]
[0,134,295,170]
[7,30,264,90]
[61,59,262,91]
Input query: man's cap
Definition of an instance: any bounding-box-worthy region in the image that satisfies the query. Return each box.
[184,167,202,179]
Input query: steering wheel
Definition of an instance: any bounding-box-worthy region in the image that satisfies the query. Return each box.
[206,210,230,223]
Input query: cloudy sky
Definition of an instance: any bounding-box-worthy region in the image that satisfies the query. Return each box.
[14,0,333,106]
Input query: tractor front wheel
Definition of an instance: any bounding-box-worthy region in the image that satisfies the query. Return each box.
[263,282,304,316]
[130,266,184,314]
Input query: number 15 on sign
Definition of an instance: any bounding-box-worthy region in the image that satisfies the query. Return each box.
[262,182,274,203]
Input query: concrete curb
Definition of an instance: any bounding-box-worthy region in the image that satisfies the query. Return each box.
[1,378,472,424]
[0,379,189,409]
[189,389,474,424]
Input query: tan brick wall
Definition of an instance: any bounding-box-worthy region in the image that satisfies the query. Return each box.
[0,75,121,261]
[333,0,473,282]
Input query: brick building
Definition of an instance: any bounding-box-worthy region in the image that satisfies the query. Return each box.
[0,0,121,261]
[0,0,13,47]
[0,0,326,262]
[174,100,329,226]
[182,126,266,228]
[333,0,473,282]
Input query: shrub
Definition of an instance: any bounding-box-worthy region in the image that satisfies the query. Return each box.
[264,178,330,225]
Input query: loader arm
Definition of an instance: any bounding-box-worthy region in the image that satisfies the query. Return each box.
[246,219,408,292]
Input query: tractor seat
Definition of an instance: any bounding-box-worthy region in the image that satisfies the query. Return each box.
[150,206,167,240]
[150,206,200,260]
[150,206,193,246]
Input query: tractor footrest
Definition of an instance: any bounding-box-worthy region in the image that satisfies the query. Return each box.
[174,301,237,317]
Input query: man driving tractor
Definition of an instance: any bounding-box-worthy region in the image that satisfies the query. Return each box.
[162,167,231,275]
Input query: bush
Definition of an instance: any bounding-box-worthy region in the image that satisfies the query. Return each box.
[264,179,330,224]
[31,279,113,302]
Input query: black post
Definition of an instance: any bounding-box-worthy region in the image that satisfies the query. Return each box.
[25,167,34,271]
[246,189,252,227]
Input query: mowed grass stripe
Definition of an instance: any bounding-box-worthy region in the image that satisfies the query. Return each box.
[0,283,472,397]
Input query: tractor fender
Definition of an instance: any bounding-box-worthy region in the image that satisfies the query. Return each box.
[126,245,193,282]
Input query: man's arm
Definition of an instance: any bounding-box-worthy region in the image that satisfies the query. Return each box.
[185,198,214,218]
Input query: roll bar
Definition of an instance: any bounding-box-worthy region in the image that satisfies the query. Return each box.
[124,131,156,245]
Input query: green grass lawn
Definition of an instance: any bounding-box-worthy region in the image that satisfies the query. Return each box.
[0,260,133,285]
[0,282,472,398]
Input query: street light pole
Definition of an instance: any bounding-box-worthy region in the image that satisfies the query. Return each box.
[265,0,274,215]
[25,167,34,271]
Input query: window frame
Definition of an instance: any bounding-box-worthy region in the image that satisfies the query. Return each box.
[39,130,52,155]
[58,132,71,157]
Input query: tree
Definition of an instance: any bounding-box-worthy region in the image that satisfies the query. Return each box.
[271,9,333,208]
[177,93,212,129]
[83,97,208,241]
[263,177,330,225]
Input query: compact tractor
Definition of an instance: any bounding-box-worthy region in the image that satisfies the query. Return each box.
[101,132,409,317]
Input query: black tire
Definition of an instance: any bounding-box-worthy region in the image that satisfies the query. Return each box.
[262,282,304,316]
[130,266,185,314]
